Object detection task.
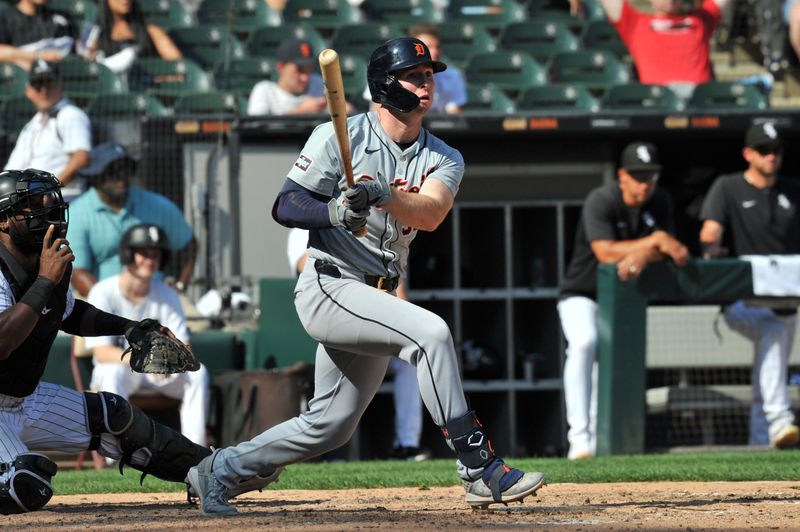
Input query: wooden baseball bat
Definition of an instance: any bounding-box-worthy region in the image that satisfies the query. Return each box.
[319,48,367,238]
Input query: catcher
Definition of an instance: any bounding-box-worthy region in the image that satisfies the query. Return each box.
[0,169,207,515]
[87,223,209,446]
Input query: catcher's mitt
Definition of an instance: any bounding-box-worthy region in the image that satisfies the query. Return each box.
[122,319,200,374]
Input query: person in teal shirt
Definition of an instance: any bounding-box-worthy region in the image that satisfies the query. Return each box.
[68,141,196,297]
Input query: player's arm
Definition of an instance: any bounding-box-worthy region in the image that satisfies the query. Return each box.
[70,268,98,298]
[591,231,687,264]
[57,149,89,186]
[383,179,454,232]
[699,219,727,258]
[60,299,135,338]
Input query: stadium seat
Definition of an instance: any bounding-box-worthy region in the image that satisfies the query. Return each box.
[516,84,599,112]
[282,0,364,36]
[197,0,281,36]
[687,81,769,110]
[87,92,169,119]
[437,22,496,68]
[531,11,586,36]
[338,54,368,104]
[446,0,526,34]
[602,83,683,111]
[58,58,126,108]
[527,0,606,21]
[169,26,245,70]
[173,91,247,114]
[246,24,328,60]
[48,0,98,26]
[361,0,443,26]
[549,50,630,94]
[139,0,194,30]
[582,20,629,58]
[214,57,275,94]
[331,23,404,60]
[128,58,212,106]
[499,20,579,64]
[463,84,515,113]
[464,51,547,96]
[0,95,35,136]
[0,63,28,99]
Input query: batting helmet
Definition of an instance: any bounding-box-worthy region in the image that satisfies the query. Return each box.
[120,223,170,269]
[367,37,446,113]
[0,169,68,249]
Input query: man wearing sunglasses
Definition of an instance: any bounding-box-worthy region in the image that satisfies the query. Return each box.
[3,60,90,203]
[700,123,800,449]
[558,141,689,460]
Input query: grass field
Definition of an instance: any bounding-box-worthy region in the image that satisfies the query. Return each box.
[54,449,800,495]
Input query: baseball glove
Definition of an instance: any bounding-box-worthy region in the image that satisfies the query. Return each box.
[122,319,200,374]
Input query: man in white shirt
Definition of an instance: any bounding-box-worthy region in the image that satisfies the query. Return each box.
[86,223,209,446]
[247,37,327,116]
[4,60,90,202]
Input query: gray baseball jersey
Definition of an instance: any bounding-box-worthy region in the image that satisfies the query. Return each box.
[287,111,464,278]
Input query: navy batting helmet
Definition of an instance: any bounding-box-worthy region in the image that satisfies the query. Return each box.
[0,169,68,251]
[120,223,170,269]
[367,37,446,113]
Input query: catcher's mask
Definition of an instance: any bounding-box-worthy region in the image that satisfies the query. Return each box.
[120,223,170,270]
[367,37,446,113]
[0,169,68,254]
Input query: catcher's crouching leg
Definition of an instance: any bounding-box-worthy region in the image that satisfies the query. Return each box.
[84,391,211,483]
[0,453,57,514]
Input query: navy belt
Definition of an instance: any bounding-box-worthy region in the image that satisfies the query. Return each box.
[315,261,399,291]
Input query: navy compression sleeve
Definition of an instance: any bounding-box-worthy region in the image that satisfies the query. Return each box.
[272,179,334,229]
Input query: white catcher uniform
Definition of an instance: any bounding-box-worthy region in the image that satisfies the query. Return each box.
[209,111,469,484]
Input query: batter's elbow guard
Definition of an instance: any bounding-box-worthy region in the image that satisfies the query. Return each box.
[84,391,211,483]
[0,453,58,514]
[442,410,496,469]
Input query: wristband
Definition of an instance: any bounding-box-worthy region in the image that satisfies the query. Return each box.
[20,276,54,315]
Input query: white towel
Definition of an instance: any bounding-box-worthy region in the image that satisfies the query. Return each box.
[742,255,800,296]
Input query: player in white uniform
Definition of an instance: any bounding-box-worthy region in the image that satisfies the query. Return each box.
[186,37,545,516]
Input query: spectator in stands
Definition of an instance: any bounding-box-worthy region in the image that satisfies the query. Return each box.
[572,0,732,99]
[785,0,800,63]
[68,141,197,298]
[81,0,182,74]
[559,142,689,459]
[247,37,328,116]
[4,60,90,202]
[87,223,209,446]
[699,123,800,449]
[0,0,76,70]
[287,227,429,461]
[407,24,466,114]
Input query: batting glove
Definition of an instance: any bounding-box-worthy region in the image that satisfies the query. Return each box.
[344,176,391,211]
[328,198,369,233]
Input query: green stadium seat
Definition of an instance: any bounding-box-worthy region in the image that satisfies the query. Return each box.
[331,23,404,60]
[338,53,368,104]
[246,24,328,60]
[361,0,443,26]
[446,0,526,34]
[58,58,125,108]
[128,58,212,106]
[463,83,515,113]
[582,20,629,58]
[169,26,245,70]
[197,0,281,36]
[532,11,586,35]
[214,57,275,94]
[549,50,630,94]
[0,63,28,99]
[437,22,496,68]
[282,0,364,36]
[464,51,546,96]
[173,90,247,114]
[139,0,194,30]
[516,83,599,112]
[527,0,606,21]
[602,83,683,111]
[687,81,769,110]
[87,92,169,118]
[0,95,35,135]
[499,20,579,64]
[48,0,98,25]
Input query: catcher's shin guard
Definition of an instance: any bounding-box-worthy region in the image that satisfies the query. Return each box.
[84,391,211,483]
[0,453,57,514]
[442,410,495,469]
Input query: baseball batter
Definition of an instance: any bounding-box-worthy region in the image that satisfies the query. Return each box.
[186,37,545,516]
[0,169,210,514]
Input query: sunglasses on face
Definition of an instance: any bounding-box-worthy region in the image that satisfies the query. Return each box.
[753,144,783,156]
[629,171,660,184]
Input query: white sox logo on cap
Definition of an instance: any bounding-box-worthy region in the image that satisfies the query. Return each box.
[763,123,778,139]
[636,145,652,163]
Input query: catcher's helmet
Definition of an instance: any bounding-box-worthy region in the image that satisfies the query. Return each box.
[120,223,170,269]
[0,169,68,246]
[367,37,446,113]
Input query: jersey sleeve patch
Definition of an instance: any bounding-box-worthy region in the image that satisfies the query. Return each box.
[294,154,313,172]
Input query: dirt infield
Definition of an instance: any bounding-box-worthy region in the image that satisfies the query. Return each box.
[6,481,800,530]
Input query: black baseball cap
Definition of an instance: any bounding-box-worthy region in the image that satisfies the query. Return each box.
[80,141,138,177]
[28,60,60,84]
[620,142,662,175]
[276,38,315,68]
[745,122,782,148]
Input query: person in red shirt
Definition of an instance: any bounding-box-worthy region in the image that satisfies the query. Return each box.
[572,0,731,98]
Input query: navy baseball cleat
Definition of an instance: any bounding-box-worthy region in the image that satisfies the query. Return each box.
[185,450,237,516]
[463,459,545,509]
